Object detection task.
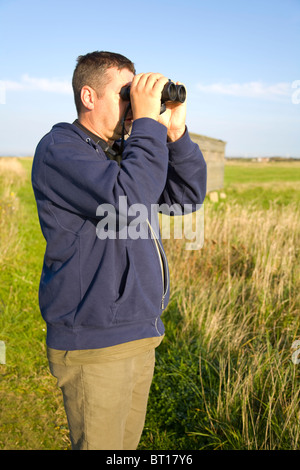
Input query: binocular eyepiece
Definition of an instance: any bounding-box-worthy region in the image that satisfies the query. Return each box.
[120,80,186,106]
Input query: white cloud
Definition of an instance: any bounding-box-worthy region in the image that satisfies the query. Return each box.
[197,81,292,100]
[2,74,72,94]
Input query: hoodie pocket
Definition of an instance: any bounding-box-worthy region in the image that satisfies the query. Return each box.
[147,219,169,310]
[110,224,170,326]
[114,248,135,306]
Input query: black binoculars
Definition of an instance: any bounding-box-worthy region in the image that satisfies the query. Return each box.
[120,80,186,112]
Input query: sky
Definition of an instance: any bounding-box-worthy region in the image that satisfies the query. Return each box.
[0,0,299,158]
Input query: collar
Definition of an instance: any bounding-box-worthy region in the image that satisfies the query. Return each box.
[73,119,122,162]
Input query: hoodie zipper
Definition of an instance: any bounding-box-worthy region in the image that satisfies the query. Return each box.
[146,219,169,309]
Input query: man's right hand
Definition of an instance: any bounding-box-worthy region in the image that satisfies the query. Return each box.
[130,73,169,122]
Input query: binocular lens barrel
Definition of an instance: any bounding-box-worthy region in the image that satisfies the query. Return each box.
[161,81,177,102]
[176,84,186,103]
[120,80,186,105]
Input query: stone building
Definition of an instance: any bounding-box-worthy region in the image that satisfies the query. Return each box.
[190,132,226,192]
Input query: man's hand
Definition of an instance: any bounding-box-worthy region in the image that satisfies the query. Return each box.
[130,74,187,142]
[130,73,169,122]
[158,81,187,142]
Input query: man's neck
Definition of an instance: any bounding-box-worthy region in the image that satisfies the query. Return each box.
[73,119,106,146]
[77,115,114,146]
[73,119,122,163]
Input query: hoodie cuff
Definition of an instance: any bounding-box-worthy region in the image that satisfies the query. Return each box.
[167,127,197,161]
[131,118,168,144]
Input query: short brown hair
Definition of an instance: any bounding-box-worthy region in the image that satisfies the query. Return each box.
[72,51,136,114]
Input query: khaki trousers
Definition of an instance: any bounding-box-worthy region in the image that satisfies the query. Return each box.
[49,348,155,450]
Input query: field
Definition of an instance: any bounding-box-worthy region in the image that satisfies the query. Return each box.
[0,157,299,450]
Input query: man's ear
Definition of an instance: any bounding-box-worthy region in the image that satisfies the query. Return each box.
[80,86,97,111]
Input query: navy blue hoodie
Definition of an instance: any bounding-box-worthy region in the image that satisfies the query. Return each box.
[32,118,207,350]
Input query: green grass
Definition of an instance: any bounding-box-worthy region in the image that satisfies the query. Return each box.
[0,157,299,450]
[223,160,300,209]
[0,158,69,449]
[225,160,300,185]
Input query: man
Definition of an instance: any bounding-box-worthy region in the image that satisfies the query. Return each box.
[32,51,207,450]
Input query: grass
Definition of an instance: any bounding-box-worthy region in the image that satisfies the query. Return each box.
[0,158,69,449]
[0,157,299,450]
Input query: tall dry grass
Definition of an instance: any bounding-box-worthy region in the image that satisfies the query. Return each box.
[162,200,300,449]
[0,158,26,266]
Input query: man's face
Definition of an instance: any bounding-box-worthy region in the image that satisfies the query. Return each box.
[94,67,134,143]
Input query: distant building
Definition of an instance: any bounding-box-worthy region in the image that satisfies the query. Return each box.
[190,132,226,192]
[256,157,270,163]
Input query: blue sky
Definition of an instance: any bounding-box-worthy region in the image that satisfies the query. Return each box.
[0,0,299,157]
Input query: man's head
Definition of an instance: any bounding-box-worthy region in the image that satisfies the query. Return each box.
[72,51,136,143]
[72,51,135,115]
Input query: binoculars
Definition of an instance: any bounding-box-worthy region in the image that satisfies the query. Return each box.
[120,80,186,113]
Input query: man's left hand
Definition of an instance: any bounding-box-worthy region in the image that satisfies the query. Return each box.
[158,81,187,142]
